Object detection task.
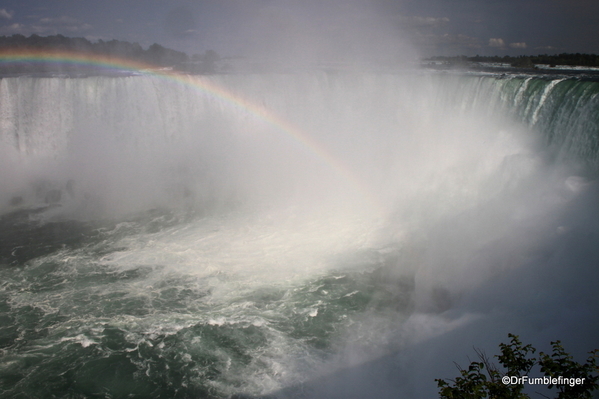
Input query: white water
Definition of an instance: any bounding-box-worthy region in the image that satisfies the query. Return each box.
[1,72,598,398]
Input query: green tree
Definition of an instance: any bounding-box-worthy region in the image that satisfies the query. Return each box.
[436,334,599,399]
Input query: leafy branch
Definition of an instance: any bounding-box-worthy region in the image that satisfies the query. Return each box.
[436,334,598,399]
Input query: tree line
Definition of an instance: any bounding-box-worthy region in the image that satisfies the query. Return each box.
[427,53,599,68]
[0,34,220,74]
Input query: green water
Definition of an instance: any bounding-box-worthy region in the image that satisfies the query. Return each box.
[0,208,414,398]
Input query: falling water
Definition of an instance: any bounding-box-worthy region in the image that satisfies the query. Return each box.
[0,71,598,398]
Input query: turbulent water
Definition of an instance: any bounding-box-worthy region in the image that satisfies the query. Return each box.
[0,71,598,399]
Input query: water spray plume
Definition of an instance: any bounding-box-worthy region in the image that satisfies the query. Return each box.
[0,49,598,398]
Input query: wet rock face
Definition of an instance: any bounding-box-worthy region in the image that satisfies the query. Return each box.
[2,179,81,218]
[66,180,76,198]
[45,189,62,204]
[10,196,23,206]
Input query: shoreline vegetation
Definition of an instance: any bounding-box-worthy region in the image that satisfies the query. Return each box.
[423,53,599,70]
[1,34,599,75]
[0,34,221,75]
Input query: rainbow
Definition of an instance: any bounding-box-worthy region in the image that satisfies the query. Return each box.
[0,49,382,212]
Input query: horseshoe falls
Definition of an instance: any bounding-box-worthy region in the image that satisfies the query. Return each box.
[0,72,598,399]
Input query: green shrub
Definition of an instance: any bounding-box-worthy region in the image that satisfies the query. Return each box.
[436,334,599,399]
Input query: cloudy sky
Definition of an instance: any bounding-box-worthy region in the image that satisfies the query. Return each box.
[1,0,598,60]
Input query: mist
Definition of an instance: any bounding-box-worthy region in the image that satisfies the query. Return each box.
[219,0,417,69]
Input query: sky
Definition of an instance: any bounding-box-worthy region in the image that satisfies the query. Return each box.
[1,0,598,60]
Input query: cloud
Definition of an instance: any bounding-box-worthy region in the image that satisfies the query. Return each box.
[536,45,558,51]
[0,9,14,19]
[509,42,527,49]
[0,14,93,36]
[401,16,450,28]
[416,33,481,49]
[39,16,80,25]
[65,23,93,33]
[0,23,25,35]
[163,6,197,38]
[391,14,481,55]
[34,15,93,34]
[488,38,505,48]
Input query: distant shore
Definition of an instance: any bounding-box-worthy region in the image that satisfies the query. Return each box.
[2,34,599,77]
[423,53,599,69]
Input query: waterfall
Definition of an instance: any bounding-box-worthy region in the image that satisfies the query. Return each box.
[0,71,598,399]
